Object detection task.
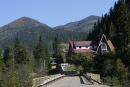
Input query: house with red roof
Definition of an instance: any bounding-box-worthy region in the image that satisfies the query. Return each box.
[68,34,115,56]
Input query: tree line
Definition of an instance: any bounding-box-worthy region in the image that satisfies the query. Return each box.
[84,0,130,86]
[0,35,64,87]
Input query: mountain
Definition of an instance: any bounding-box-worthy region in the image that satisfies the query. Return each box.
[0,17,52,39]
[0,17,87,49]
[0,17,53,48]
[54,15,100,32]
[0,17,50,29]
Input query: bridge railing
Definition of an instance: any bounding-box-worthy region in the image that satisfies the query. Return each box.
[32,74,65,87]
[83,73,101,84]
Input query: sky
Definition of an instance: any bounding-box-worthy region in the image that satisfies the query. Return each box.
[0,0,118,27]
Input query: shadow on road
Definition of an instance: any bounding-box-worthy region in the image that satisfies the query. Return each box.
[79,76,85,84]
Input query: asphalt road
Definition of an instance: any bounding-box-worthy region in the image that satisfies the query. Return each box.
[46,76,109,87]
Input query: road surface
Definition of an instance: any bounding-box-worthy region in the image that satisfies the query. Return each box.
[45,76,109,87]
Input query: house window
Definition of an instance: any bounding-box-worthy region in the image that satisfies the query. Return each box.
[94,46,97,49]
[101,43,108,53]
[87,46,93,49]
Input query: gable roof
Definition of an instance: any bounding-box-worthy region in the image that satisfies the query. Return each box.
[107,40,115,52]
[69,41,95,54]
[69,41,92,47]
[96,34,115,53]
[69,34,115,54]
[96,34,107,52]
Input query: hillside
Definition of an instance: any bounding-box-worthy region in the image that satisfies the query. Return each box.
[0,17,52,48]
[0,17,87,49]
[54,15,100,32]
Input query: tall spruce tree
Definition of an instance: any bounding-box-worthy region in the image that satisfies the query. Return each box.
[52,37,63,64]
[3,48,14,67]
[89,0,130,52]
[109,22,116,38]
[33,36,47,74]
[0,49,6,87]
[126,0,130,9]
[14,38,30,64]
[1,41,32,87]
[116,58,128,86]
[113,0,130,51]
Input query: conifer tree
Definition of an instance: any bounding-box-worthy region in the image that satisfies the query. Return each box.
[33,36,47,74]
[126,0,130,9]
[14,38,30,64]
[3,48,14,67]
[116,58,128,86]
[113,0,130,51]
[109,22,116,38]
[0,49,6,87]
[89,0,130,52]
[52,37,63,64]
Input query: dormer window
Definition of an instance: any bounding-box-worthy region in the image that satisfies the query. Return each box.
[87,46,93,49]
[101,43,107,51]
[94,46,97,49]
[101,43,108,54]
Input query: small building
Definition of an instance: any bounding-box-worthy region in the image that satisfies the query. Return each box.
[68,34,115,55]
[50,61,57,69]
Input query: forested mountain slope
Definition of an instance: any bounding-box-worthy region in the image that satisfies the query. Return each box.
[0,17,88,49]
[54,15,100,32]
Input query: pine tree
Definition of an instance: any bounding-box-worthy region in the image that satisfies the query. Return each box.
[14,38,30,64]
[89,0,130,52]
[52,37,63,64]
[2,48,17,87]
[0,49,6,87]
[109,22,116,38]
[3,48,14,67]
[126,0,130,9]
[6,38,33,87]
[113,0,130,51]
[116,58,128,86]
[33,36,47,74]
[53,37,59,58]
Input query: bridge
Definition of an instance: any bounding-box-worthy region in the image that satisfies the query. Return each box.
[33,74,109,87]
[33,63,109,87]
[46,76,109,87]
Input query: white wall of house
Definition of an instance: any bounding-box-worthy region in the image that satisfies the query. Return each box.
[76,46,92,50]
[76,47,80,49]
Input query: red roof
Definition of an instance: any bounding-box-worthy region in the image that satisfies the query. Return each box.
[70,41,92,47]
[69,41,95,54]
[69,34,115,54]
[107,40,115,52]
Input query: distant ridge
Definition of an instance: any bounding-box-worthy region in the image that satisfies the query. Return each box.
[0,15,99,48]
[0,17,52,48]
[0,17,51,30]
[54,15,100,32]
